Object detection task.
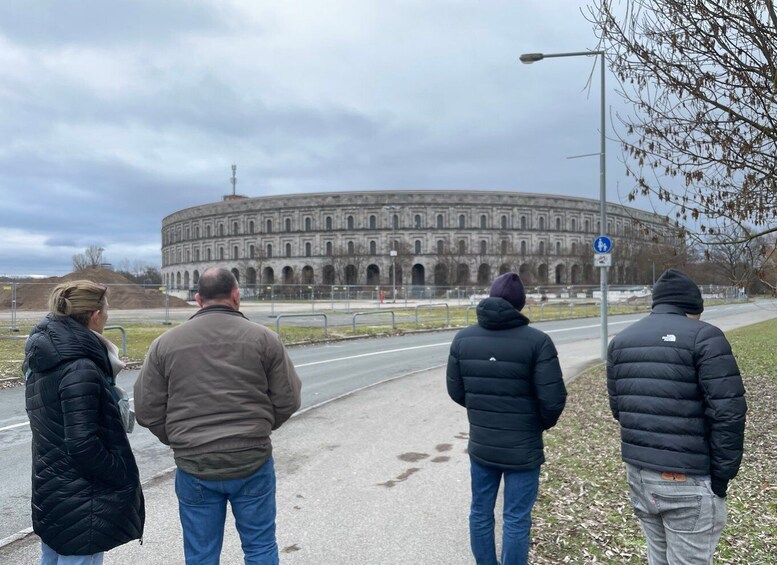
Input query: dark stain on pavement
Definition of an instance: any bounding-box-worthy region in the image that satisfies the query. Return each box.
[435,443,452,452]
[377,467,421,488]
[282,544,301,553]
[398,452,429,462]
[431,456,450,463]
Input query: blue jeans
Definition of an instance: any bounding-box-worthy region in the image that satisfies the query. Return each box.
[39,542,104,565]
[175,457,278,565]
[469,458,540,565]
[626,464,727,565]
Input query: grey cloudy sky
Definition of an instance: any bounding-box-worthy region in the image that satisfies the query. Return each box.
[0,0,640,277]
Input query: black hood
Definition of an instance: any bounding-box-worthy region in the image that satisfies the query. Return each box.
[25,314,110,375]
[476,297,530,330]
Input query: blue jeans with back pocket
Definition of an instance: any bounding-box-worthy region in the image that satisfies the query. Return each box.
[175,457,278,565]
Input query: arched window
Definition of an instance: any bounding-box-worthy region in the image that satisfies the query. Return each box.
[305,217,312,231]
[326,241,333,256]
[206,248,212,261]
[266,219,273,233]
[501,240,508,255]
[571,218,577,232]
[585,219,590,233]
[219,247,225,260]
[459,215,466,229]
[195,248,200,261]
[233,221,239,234]
[520,241,526,255]
[249,220,254,234]
[369,241,377,255]
[347,241,355,254]
[501,215,508,229]
[458,240,466,254]
[219,224,225,236]
[232,245,239,259]
[539,241,545,255]
[437,240,444,254]
[347,216,354,230]
[305,242,312,257]
[480,240,487,254]
[285,218,292,232]
[556,217,561,231]
[414,214,422,228]
[266,244,273,258]
[415,240,422,254]
[520,216,526,230]
[249,244,255,258]
[571,242,577,254]
[392,214,399,229]
[556,241,561,255]
[369,215,377,229]
[539,217,545,231]
[326,216,333,230]
[195,226,200,238]
[285,243,292,257]
[480,215,487,229]
[437,214,444,228]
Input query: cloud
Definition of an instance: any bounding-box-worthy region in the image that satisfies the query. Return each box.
[0,0,640,277]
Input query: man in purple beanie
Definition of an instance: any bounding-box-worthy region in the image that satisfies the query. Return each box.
[447,272,567,565]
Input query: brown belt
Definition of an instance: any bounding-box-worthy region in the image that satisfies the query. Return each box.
[661,472,687,481]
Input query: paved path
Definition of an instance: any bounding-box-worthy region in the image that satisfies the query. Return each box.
[2,302,775,564]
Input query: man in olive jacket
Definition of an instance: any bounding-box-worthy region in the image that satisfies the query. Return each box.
[134,268,302,564]
[607,268,746,564]
[447,272,567,565]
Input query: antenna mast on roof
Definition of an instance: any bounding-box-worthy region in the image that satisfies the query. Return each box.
[230,164,237,196]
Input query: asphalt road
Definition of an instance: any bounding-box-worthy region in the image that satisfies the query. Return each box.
[0,300,772,542]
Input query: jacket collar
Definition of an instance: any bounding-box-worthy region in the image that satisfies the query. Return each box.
[190,304,248,320]
[651,303,691,316]
[476,297,530,330]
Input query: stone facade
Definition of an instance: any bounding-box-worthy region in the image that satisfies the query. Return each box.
[160,190,672,290]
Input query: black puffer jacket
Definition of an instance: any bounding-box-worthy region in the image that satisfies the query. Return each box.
[606,304,747,483]
[24,314,144,555]
[446,297,567,470]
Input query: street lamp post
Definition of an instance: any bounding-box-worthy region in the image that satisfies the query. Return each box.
[519,49,608,360]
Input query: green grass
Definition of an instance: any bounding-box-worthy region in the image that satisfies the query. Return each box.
[531,317,777,564]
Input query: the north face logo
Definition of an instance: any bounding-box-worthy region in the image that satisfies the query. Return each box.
[489,357,497,361]
[662,334,676,342]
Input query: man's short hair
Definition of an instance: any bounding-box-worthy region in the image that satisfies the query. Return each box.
[197,268,237,301]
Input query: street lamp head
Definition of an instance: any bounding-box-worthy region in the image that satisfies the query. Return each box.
[519,53,544,64]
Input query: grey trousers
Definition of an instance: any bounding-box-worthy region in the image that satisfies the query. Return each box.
[625,463,727,565]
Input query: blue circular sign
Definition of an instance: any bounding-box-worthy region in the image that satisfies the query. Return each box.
[593,236,612,253]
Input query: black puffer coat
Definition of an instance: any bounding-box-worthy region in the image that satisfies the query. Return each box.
[24,314,144,555]
[446,297,567,470]
[606,304,747,482]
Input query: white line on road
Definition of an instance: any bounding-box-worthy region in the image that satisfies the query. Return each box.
[0,421,29,432]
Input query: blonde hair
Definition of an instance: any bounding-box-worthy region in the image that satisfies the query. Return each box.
[48,280,108,326]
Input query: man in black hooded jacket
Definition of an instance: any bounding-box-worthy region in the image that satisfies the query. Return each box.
[447,272,566,565]
[607,268,747,564]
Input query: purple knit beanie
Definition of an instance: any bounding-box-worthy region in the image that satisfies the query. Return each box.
[490,272,526,311]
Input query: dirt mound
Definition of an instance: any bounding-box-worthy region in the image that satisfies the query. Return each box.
[0,269,192,310]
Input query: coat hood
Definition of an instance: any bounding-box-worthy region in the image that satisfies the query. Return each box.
[25,314,111,375]
[476,297,530,330]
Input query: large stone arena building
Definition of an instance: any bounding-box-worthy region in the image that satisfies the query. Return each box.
[160,190,672,292]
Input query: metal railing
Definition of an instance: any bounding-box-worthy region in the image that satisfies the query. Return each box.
[104,325,127,357]
[274,313,329,336]
[352,311,396,333]
[415,303,450,328]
